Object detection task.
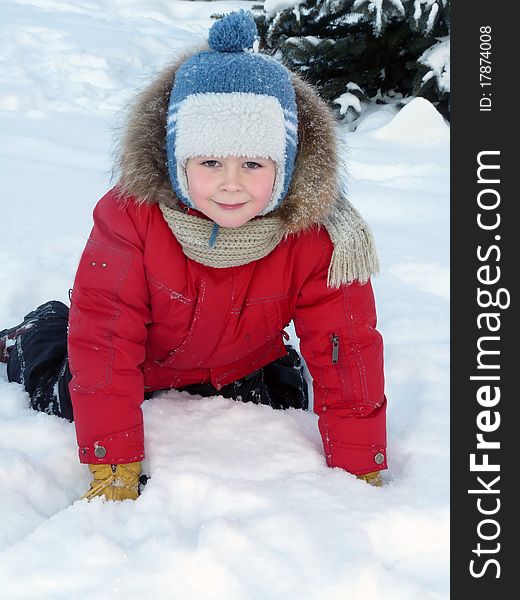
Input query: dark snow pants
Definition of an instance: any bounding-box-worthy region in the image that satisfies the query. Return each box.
[5,300,74,420]
[3,301,308,421]
[177,345,308,410]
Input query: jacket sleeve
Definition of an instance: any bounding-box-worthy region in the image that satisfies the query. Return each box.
[293,232,387,475]
[68,190,152,465]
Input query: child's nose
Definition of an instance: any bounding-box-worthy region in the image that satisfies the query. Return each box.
[219,165,243,192]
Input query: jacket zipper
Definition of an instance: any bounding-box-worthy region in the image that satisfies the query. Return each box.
[331,334,340,364]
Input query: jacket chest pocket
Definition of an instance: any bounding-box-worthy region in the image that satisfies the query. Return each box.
[261,300,283,339]
[242,296,285,352]
[147,277,197,360]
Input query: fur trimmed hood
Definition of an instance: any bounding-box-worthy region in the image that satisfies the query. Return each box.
[114,45,344,235]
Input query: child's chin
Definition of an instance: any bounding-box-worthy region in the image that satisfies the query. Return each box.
[216,221,250,229]
[213,215,254,228]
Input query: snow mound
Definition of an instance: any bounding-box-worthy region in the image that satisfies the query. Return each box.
[372,98,449,144]
[355,105,398,133]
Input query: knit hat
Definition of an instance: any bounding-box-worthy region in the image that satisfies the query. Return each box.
[165,10,298,217]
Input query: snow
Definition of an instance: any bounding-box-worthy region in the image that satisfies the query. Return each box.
[334,82,365,118]
[264,0,301,18]
[419,36,451,93]
[372,97,450,144]
[0,1,449,598]
[353,0,405,35]
[333,92,362,116]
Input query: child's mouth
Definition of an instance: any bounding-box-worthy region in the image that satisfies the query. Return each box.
[215,202,247,210]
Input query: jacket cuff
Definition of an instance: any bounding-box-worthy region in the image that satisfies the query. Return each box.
[78,424,145,465]
[326,442,387,475]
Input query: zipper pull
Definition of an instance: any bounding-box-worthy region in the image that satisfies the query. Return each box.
[331,334,339,364]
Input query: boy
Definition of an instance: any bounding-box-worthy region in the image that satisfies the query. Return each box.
[1,11,387,500]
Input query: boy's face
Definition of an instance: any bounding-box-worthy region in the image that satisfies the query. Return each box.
[185,156,276,228]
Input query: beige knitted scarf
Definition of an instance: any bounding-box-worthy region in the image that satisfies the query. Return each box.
[159,198,379,286]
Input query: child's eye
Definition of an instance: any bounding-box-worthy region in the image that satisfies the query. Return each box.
[201,160,219,168]
[244,161,261,169]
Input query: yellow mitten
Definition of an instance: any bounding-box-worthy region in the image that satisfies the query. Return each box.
[82,462,142,501]
[357,471,383,487]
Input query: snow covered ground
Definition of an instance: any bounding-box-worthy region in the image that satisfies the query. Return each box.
[0,1,450,598]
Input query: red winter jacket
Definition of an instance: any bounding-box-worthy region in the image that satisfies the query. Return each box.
[68,190,386,474]
[67,50,387,476]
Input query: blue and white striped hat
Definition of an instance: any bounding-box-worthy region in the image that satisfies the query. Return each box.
[166,10,298,216]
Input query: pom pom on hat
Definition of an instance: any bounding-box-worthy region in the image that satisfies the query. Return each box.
[166,10,298,218]
[208,10,257,52]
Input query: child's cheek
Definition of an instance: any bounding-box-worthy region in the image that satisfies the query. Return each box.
[259,174,276,202]
[187,170,210,203]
